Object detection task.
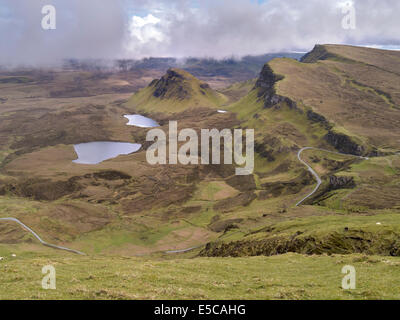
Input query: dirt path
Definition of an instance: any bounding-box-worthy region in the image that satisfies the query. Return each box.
[0,217,85,255]
[295,147,369,207]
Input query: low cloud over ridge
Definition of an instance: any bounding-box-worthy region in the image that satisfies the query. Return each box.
[0,0,399,66]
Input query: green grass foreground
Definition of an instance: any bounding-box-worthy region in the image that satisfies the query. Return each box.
[1,248,400,300]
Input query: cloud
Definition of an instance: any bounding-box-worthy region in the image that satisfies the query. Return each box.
[0,0,399,65]
[132,0,400,58]
[0,0,128,66]
[129,14,164,43]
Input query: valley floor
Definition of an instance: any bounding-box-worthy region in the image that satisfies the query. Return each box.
[1,245,400,300]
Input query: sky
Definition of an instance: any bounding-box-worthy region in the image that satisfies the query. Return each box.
[0,0,399,66]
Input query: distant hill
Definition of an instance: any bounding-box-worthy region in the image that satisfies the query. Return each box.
[126,68,227,113]
[179,53,304,81]
[62,53,304,81]
[130,53,304,81]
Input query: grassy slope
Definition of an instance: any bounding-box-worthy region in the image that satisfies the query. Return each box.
[219,78,257,105]
[1,246,400,300]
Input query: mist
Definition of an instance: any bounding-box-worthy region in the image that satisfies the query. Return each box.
[0,0,128,66]
[0,0,399,66]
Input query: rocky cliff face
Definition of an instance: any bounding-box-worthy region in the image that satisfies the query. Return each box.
[324,131,364,156]
[328,175,356,191]
[254,64,298,109]
[307,110,331,129]
[300,45,337,63]
[255,62,368,157]
[255,64,280,95]
[300,44,356,64]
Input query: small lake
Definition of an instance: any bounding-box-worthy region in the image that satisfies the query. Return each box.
[124,114,159,128]
[73,142,142,165]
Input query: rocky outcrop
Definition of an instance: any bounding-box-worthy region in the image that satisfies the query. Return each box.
[199,83,211,90]
[300,45,337,63]
[254,64,298,110]
[303,174,356,205]
[2,178,82,201]
[306,110,331,129]
[151,68,191,100]
[92,170,132,181]
[254,142,276,162]
[255,64,281,96]
[324,131,364,156]
[260,171,313,199]
[208,218,243,233]
[301,45,356,64]
[200,229,400,257]
[266,94,298,110]
[328,175,356,191]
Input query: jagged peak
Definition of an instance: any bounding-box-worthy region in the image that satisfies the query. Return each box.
[126,67,224,113]
[150,68,204,86]
[255,64,281,91]
[300,45,334,63]
[163,68,195,81]
[149,68,212,100]
[300,44,358,64]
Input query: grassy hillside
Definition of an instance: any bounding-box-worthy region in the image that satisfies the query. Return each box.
[219,78,257,104]
[125,68,227,113]
[2,246,400,300]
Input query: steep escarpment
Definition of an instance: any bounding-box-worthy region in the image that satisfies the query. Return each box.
[324,131,364,156]
[300,44,350,63]
[269,45,400,153]
[230,60,334,172]
[251,57,369,157]
[126,68,226,113]
[254,64,298,110]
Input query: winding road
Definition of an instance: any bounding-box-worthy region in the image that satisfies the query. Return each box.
[0,217,85,255]
[0,147,370,255]
[295,147,369,207]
